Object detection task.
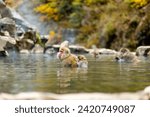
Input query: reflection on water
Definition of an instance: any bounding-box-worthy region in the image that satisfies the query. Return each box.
[0,51,150,94]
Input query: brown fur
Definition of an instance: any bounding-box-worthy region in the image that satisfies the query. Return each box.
[116,48,139,63]
[57,47,78,67]
[57,47,88,68]
[77,55,88,68]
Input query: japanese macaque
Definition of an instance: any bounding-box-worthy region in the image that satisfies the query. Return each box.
[115,48,139,63]
[57,41,88,68]
[0,31,16,56]
[57,46,78,67]
[77,55,88,68]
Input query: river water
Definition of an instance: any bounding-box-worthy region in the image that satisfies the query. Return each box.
[0,52,150,94]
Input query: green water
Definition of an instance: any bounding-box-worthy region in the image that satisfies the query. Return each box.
[0,52,150,94]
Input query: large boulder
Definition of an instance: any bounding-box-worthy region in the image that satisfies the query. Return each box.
[0,0,38,51]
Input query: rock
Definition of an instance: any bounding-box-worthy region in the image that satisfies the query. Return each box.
[69,45,89,53]
[0,31,16,56]
[0,34,16,44]
[16,39,34,51]
[19,49,30,54]
[89,46,117,59]
[0,17,16,38]
[50,44,89,54]
[99,48,117,55]
[136,46,150,56]
[44,47,56,55]
[40,35,49,44]
[0,50,8,56]
[0,0,13,18]
[143,86,150,99]
[31,44,44,54]
[0,3,38,51]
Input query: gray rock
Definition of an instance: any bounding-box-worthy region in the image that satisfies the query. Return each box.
[136,46,150,56]
[0,17,16,38]
[0,31,16,56]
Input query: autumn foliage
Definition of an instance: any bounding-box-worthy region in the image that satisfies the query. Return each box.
[35,0,150,49]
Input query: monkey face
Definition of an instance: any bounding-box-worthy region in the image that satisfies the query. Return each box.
[115,48,137,63]
[77,55,88,68]
[57,47,78,67]
[120,48,130,53]
[57,47,71,61]
[115,48,130,62]
[78,55,87,61]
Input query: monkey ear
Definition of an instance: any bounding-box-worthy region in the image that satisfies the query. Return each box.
[67,48,71,54]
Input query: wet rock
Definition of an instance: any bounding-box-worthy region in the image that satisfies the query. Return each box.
[0,50,8,56]
[50,44,89,54]
[40,35,49,44]
[16,39,34,51]
[0,3,37,51]
[89,47,117,59]
[99,48,117,55]
[0,17,16,38]
[143,86,150,100]
[0,1,39,51]
[0,0,13,18]
[69,45,89,54]
[31,44,44,54]
[0,30,16,56]
[44,47,56,55]
[136,46,150,56]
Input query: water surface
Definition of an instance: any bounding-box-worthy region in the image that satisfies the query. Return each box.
[0,52,150,94]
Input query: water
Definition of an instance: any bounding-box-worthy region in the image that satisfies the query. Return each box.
[0,52,150,94]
